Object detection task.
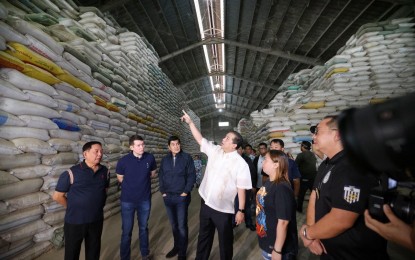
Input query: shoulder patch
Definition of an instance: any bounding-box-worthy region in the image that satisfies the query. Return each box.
[343,186,360,204]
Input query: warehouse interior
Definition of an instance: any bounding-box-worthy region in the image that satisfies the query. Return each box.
[0,0,414,259]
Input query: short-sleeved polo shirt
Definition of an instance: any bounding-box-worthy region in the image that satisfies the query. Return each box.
[55,161,109,224]
[116,152,157,203]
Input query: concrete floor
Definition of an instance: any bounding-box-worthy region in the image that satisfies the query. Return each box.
[36,189,414,260]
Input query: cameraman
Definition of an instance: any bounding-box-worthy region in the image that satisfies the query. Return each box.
[299,116,388,259]
[364,204,415,252]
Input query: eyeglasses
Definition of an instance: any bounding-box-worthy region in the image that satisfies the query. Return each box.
[313,128,338,135]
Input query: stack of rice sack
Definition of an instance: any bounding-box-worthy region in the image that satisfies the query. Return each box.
[245,17,415,157]
[0,1,199,259]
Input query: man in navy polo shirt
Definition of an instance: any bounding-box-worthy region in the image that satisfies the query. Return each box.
[53,141,109,260]
[158,135,196,259]
[116,135,157,260]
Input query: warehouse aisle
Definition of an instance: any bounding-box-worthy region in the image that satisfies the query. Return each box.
[36,189,413,260]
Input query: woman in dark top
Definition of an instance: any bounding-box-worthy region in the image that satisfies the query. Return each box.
[256,150,298,260]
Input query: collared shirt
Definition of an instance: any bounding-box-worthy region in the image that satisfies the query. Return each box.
[199,138,252,214]
[55,161,109,224]
[116,152,157,203]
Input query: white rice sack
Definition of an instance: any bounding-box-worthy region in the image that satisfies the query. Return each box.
[54,82,78,96]
[75,88,95,104]
[325,100,348,107]
[0,97,61,119]
[7,17,64,55]
[283,131,298,137]
[58,110,85,125]
[47,138,75,152]
[0,138,22,155]
[78,124,95,135]
[77,108,98,120]
[282,121,296,127]
[104,143,122,154]
[110,125,124,135]
[41,175,59,190]
[43,200,64,213]
[11,138,56,155]
[33,227,56,243]
[0,78,29,101]
[104,138,121,146]
[42,210,65,225]
[10,165,51,180]
[0,126,49,141]
[0,178,43,200]
[95,129,109,138]
[0,110,27,128]
[4,191,50,211]
[295,130,311,136]
[0,205,44,233]
[22,90,58,108]
[87,119,110,131]
[0,170,20,185]
[0,68,58,96]
[49,164,74,177]
[89,103,112,117]
[0,219,49,243]
[71,141,86,154]
[63,52,91,76]
[55,59,81,77]
[81,135,104,143]
[0,21,29,45]
[294,108,318,114]
[25,34,62,62]
[55,99,81,113]
[49,129,81,141]
[309,112,329,120]
[18,115,58,130]
[55,90,89,109]
[42,152,79,166]
[0,111,26,127]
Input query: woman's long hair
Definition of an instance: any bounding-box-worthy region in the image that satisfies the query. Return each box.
[269,150,289,184]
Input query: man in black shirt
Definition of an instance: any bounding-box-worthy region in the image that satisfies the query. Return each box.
[299,116,388,260]
[295,141,317,213]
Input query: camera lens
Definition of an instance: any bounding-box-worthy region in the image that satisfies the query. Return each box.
[338,93,415,172]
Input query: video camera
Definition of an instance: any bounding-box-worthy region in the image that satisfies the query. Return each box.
[337,92,415,224]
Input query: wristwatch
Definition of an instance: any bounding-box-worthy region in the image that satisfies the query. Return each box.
[238,209,245,213]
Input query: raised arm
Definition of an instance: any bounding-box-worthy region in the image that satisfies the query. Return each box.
[181,110,203,145]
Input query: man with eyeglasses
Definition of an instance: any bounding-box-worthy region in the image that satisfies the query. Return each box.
[253,143,268,189]
[299,116,388,259]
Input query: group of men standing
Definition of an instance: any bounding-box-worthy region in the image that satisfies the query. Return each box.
[52,112,391,260]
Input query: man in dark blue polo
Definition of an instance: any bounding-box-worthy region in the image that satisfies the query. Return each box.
[158,136,196,260]
[53,141,109,260]
[116,135,157,260]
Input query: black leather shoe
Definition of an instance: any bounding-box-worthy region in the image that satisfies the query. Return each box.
[166,248,178,258]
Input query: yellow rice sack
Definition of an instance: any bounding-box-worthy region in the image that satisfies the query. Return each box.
[106,102,120,112]
[56,70,93,92]
[0,51,25,71]
[93,95,107,108]
[301,101,325,109]
[6,42,64,75]
[268,131,285,138]
[22,63,61,85]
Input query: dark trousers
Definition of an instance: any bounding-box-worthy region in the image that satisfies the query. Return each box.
[297,178,314,212]
[64,220,103,260]
[163,194,191,257]
[196,200,233,260]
